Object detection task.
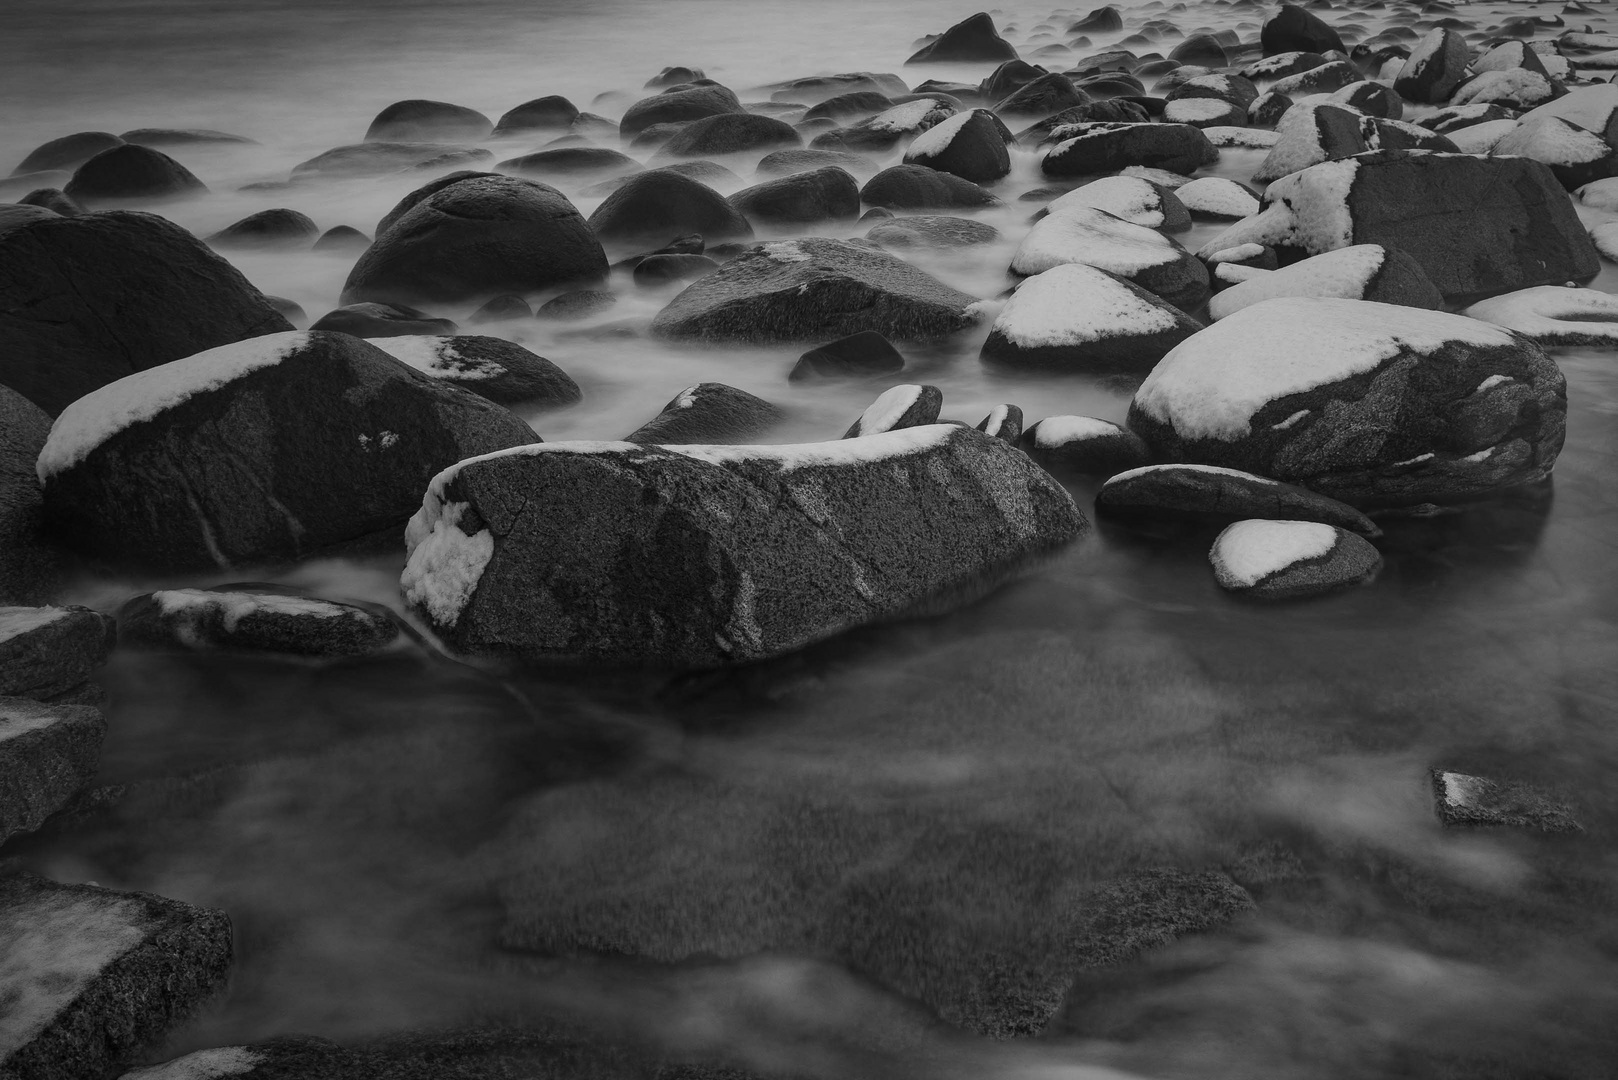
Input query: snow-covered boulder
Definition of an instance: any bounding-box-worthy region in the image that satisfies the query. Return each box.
[1329,82,1402,121]
[1462,286,1618,347]
[1096,464,1380,536]
[0,873,231,1078]
[1489,116,1618,190]
[1019,416,1151,476]
[1431,769,1582,833]
[116,589,400,657]
[625,382,784,444]
[1197,151,1600,304]
[1046,176,1191,232]
[0,606,114,701]
[1165,73,1260,112]
[1393,28,1471,104]
[1418,103,1520,136]
[1269,59,1361,99]
[1174,177,1261,221]
[650,238,982,344]
[0,699,105,845]
[400,425,1086,666]
[843,384,942,437]
[1449,70,1558,111]
[1260,6,1343,57]
[1207,245,1442,321]
[39,331,540,571]
[1592,221,1618,262]
[1514,83,1618,146]
[1445,119,1517,155]
[1209,519,1381,599]
[1162,98,1247,129]
[1241,50,1328,83]
[811,98,956,152]
[1252,102,1368,184]
[1041,122,1217,178]
[1577,176,1618,210]
[980,263,1203,372]
[1128,298,1567,509]
[1473,40,1551,80]
[901,109,1011,182]
[373,335,581,406]
[859,163,999,210]
[976,404,1022,443]
[1011,206,1210,310]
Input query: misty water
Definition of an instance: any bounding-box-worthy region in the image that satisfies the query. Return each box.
[5,0,1618,1076]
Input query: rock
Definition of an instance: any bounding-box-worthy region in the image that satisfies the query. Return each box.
[537,289,617,321]
[754,148,871,178]
[1198,151,1600,306]
[1449,70,1557,111]
[1011,207,1209,311]
[1020,416,1152,476]
[632,253,719,285]
[204,208,320,250]
[994,73,1089,116]
[1162,98,1247,128]
[12,132,125,175]
[16,188,81,216]
[1042,122,1217,177]
[1515,84,1618,147]
[364,100,492,142]
[400,424,1084,666]
[1261,4,1346,56]
[902,110,1011,182]
[0,387,66,605]
[0,207,61,239]
[0,606,115,701]
[976,404,1023,443]
[864,215,999,250]
[496,147,640,180]
[1069,7,1123,33]
[1329,82,1403,120]
[624,383,784,445]
[1249,91,1293,128]
[0,210,292,416]
[655,113,801,158]
[982,60,1047,102]
[650,238,981,344]
[1208,245,1443,321]
[589,169,753,250]
[1268,60,1362,99]
[811,99,958,153]
[728,167,860,226]
[63,145,206,206]
[647,66,705,88]
[1393,28,1471,105]
[1174,176,1260,220]
[804,91,894,121]
[844,383,942,437]
[120,128,255,147]
[312,225,370,254]
[1239,51,1327,82]
[620,85,744,138]
[1491,117,1618,190]
[492,95,581,136]
[0,700,105,844]
[308,302,455,338]
[1209,519,1381,599]
[372,335,580,405]
[1129,297,1567,509]
[1046,175,1191,232]
[291,142,484,178]
[906,12,1019,64]
[1251,102,1370,184]
[859,164,999,210]
[1096,463,1381,535]
[981,263,1202,372]
[116,588,399,657]
[1430,769,1582,833]
[1363,117,1457,155]
[771,72,910,105]
[1170,34,1228,68]
[0,873,232,1079]
[790,331,906,381]
[469,294,531,323]
[1461,285,1618,347]
[1017,101,1152,144]
[343,174,607,306]
[39,330,540,570]
[1419,104,1518,136]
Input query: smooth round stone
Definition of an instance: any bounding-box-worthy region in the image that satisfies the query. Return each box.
[1210,519,1382,599]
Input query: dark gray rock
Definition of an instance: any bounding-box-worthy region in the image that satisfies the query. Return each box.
[656,113,802,158]
[1261,4,1346,56]
[865,215,1000,250]
[809,100,959,153]
[371,334,581,405]
[995,73,1089,116]
[204,208,320,250]
[754,148,870,178]
[1269,59,1362,99]
[860,163,999,210]
[16,188,81,216]
[624,382,784,445]
[1041,122,1217,177]
[63,144,206,205]
[120,127,255,147]
[12,132,124,176]
[1209,519,1382,599]
[312,224,371,254]
[804,91,894,121]
[469,294,531,323]
[364,99,492,142]
[902,109,1011,182]
[401,424,1085,666]
[844,383,942,437]
[0,606,115,700]
[1431,768,1583,833]
[728,166,860,226]
[633,253,720,285]
[620,85,745,138]
[0,700,105,844]
[907,12,1019,64]
[1170,34,1228,67]
[1069,7,1123,33]
[1240,51,1327,82]
[976,404,1022,443]
[308,301,455,338]
[497,147,640,180]
[492,95,581,136]
[589,169,753,251]
[1016,100,1153,144]
[291,142,483,178]
[1096,463,1382,536]
[790,331,906,381]
[0,387,66,604]
[1393,28,1470,104]
[1020,416,1152,476]
[117,588,400,657]
[537,289,617,321]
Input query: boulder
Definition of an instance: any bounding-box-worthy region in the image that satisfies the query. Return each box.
[1017,100,1152,144]
[1011,206,1209,310]
[771,72,910,105]
[64,145,206,206]
[1020,416,1152,476]
[1419,103,1519,136]
[804,91,894,122]
[1491,117,1618,190]
[0,210,292,416]
[537,290,617,321]
[624,382,784,444]
[1129,297,1567,509]
[902,110,1011,182]
[859,163,999,210]
[588,169,753,250]
[976,404,1023,443]
[1162,98,1247,128]
[1240,51,1327,82]
[1261,5,1345,57]
[995,73,1089,117]
[342,174,607,306]
[1209,519,1381,599]
[469,294,532,323]
[632,253,718,285]
[1393,28,1471,105]
[1207,245,1443,321]
[1042,122,1217,177]
[790,331,906,381]
[655,113,801,158]
[372,335,581,405]
[116,588,400,656]
[492,95,581,136]
[496,147,640,180]
[1268,60,1361,99]
[1096,464,1381,535]
[204,208,320,250]
[1252,102,1370,184]
[1461,285,1618,347]
[906,13,1019,64]
[864,215,999,250]
[1174,177,1260,221]
[1047,175,1191,231]
[312,224,370,254]
[1070,7,1123,33]
[843,383,942,437]
[16,188,81,216]
[1170,34,1228,68]
[291,142,484,178]
[12,132,124,175]
[39,330,540,570]
[308,302,455,338]
[650,238,981,344]
[755,148,871,178]
[0,873,232,1080]
[1330,82,1404,120]
[1450,70,1556,111]
[981,263,1202,372]
[811,99,958,153]
[1197,151,1600,305]
[1430,769,1583,833]
[122,128,252,149]
[0,388,66,604]
[0,700,105,844]
[364,99,493,142]
[400,424,1085,666]
[0,606,115,701]
[728,167,861,226]
[619,86,744,138]
[982,60,1047,102]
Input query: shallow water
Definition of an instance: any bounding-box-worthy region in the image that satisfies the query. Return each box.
[7,0,1618,1077]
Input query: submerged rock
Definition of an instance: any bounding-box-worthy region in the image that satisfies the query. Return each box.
[308,302,456,338]
[728,166,861,226]
[117,589,400,657]
[204,208,320,250]
[63,145,206,206]
[1209,519,1382,599]
[859,163,999,210]
[906,12,1019,64]
[589,169,754,250]
[790,331,906,381]
[12,131,124,175]
[0,700,106,844]
[364,99,493,142]
[1097,464,1381,536]
[624,383,784,445]
[901,110,1011,182]
[401,425,1085,667]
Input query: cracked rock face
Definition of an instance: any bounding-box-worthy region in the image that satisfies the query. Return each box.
[401,424,1087,667]
[40,331,539,572]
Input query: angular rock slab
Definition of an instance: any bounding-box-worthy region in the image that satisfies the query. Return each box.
[0,606,116,700]
[0,873,231,1080]
[0,699,105,844]
[117,589,400,657]
[401,425,1087,667]
[40,331,540,572]
[1210,519,1382,599]
[1430,769,1583,833]
[650,238,981,344]
[1097,464,1380,537]
[1128,298,1566,510]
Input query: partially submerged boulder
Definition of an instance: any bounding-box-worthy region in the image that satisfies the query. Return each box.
[1462,286,1618,347]
[981,263,1202,372]
[117,588,400,657]
[860,163,1000,210]
[790,331,906,381]
[0,700,105,844]
[727,166,861,226]
[63,145,206,206]
[1011,207,1209,311]
[204,208,320,251]
[901,110,1011,182]
[308,302,456,338]
[624,383,784,445]
[1020,416,1152,477]
[1097,464,1381,536]
[364,99,493,142]
[906,12,1019,64]
[0,606,115,701]
[588,169,754,250]
[39,331,539,571]
[1042,122,1217,178]
[1207,245,1443,321]
[843,384,942,437]
[1430,769,1583,833]
[1209,519,1382,599]
[401,425,1085,667]
[372,335,581,406]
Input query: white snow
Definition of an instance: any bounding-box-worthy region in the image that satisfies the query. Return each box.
[152,589,349,632]
[673,386,699,409]
[1196,156,1360,260]
[1397,27,1448,86]
[1175,177,1261,219]
[0,698,72,744]
[38,331,308,481]
[1210,518,1339,588]
[1208,243,1266,264]
[851,384,924,435]
[1209,244,1389,321]
[1106,462,1281,486]
[1215,263,1270,285]
[1255,103,1364,182]
[1462,285,1618,344]
[1590,221,1618,262]
[1436,770,1484,810]
[1476,375,1512,392]
[762,240,812,263]
[1033,415,1126,447]
[1048,176,1174,229]
[1134,297,1517,441]
[1445,119,1518,155]
[864,99,947,133]
[1272,409,1310,431]
[1578,176,1618,210]
[0,605,72,642]
[992,263,1180,347]
[121,1047,265,1080]
[903,109,975,160]
[1163,97,1236,124]
[1519,83,1618,134]
[673,425,957,468]
[1492,116,1612,166]
[1119,166,1191,189]
[1392,453,1435,467]
[375,336,501,381]
[1450,70,1554,109]
[401,499,496,626]
[1011,205,1185,277]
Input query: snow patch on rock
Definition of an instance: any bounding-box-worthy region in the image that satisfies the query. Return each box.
[122,1047,265,1080]
[402,499,496,626]
[993,263,1180,346]
[1208,244,1388,321]
[0,606,73,642]
[1210,518,1338,587]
